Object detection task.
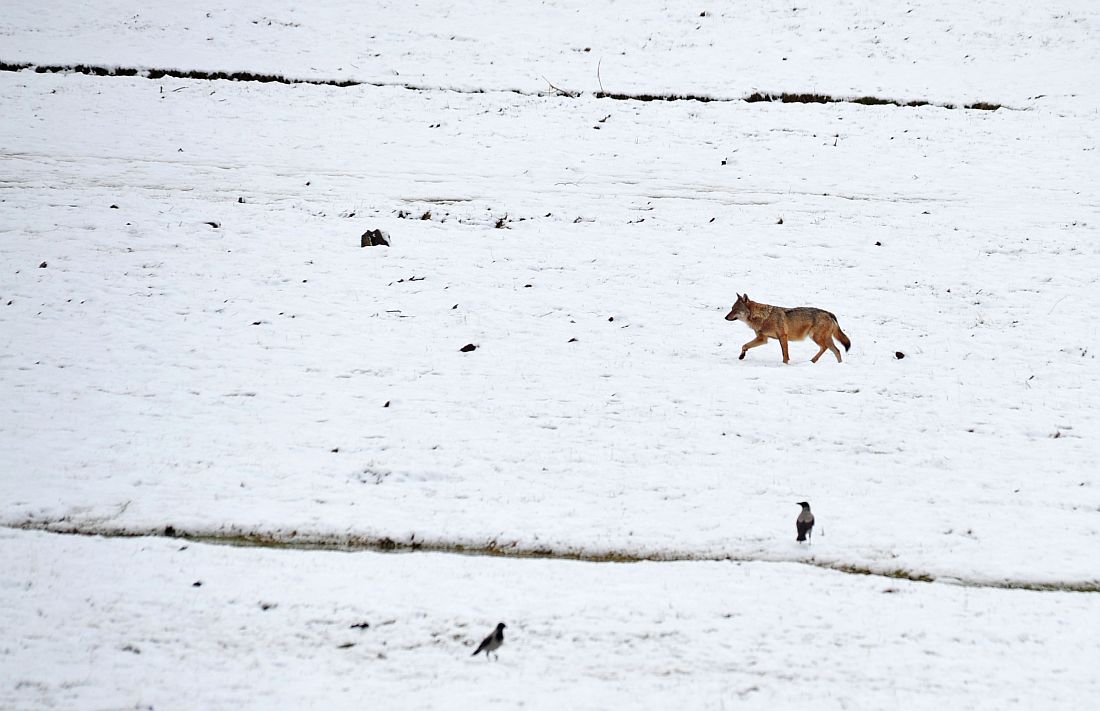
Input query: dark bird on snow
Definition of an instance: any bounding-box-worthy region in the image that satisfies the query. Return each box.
[796,501,814,543]
[471,622,506,660]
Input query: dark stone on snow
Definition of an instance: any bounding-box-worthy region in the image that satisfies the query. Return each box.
[460,343,477,352]
[361,229,390,247]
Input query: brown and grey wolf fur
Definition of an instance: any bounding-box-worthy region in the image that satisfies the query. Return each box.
[725,293,851,364]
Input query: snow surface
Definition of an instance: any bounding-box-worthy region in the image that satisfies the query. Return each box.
[2,69,1097,584]
[3,528,1100,710]
[2,1,1099,111]
[2,0,1100,707]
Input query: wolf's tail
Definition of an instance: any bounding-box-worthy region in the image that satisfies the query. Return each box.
[834,323,851,352]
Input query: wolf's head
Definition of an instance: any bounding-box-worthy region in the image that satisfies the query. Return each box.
[725,293,750,322]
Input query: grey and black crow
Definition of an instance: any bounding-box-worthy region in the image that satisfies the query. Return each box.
[471,622,506,660]
[796,502,814,543]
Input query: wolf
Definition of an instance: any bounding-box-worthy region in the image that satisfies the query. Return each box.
[724,293,850,364]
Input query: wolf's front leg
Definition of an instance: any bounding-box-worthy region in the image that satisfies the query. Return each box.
[739,334,769,360]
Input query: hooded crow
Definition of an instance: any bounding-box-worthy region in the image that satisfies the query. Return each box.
[471,622,506,660]
[796,502,814,543]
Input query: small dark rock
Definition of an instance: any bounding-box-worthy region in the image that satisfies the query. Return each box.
[608,316,614,322]
[895,351,906,359]
[568,337,578,343]
[452,304,458,310]
[109,204,119,209]
[420,211,432,220]
[164,525,177,537]
[875,241,882,246]
[337,642,356,649]
[776,217,784,225]
[38,261,47,268]
[204,221,220,228]
[459,343,477,353]
[361,229,390,247]
[251,321,262,326]
[524,284,532,288]
[238,197,245,203]
[350,622,370,630]
[192,581,203,587]
[260,602,276,611]
[383,400,390,408]
[331,447,339,453]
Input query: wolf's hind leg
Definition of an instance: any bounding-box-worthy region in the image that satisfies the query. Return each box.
[811,330,842,363]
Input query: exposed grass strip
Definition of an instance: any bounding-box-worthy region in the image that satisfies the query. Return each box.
[7,519,1095,593]
[0,61,1003,111]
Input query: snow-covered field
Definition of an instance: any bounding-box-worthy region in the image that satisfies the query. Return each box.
[4,527,1100,710]
[3,0,1099,110]
[2,1,1099,708]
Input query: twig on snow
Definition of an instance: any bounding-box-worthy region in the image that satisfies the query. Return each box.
[541,75,573,96]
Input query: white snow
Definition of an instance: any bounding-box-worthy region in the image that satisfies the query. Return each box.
[3,528,1100,710]
[1,0,1100,707]
[2,1,1099,111]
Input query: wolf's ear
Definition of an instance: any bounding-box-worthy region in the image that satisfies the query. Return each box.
[736,293,745,302]
[742,293,750,302]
